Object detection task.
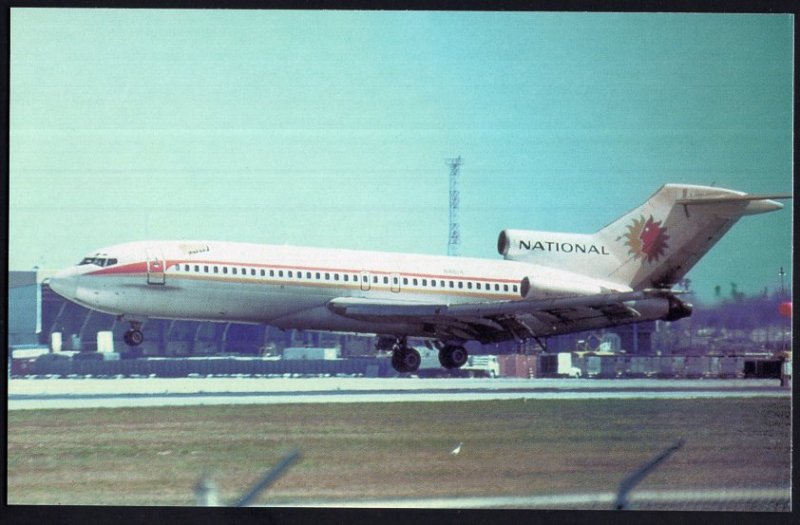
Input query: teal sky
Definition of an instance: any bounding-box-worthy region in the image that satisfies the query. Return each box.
[9,10,793,303]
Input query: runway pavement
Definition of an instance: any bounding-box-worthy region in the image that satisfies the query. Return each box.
[7,376,788,410]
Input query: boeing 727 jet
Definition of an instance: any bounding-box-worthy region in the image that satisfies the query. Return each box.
[49,184,788,373]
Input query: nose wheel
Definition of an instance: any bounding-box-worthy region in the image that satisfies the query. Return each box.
[123,329,144,346]
[122,320,145,347]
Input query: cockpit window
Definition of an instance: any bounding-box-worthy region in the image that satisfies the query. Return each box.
[78,257,118,267]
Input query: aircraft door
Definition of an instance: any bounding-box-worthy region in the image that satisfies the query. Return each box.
[391,273,401,293]
[360,271,371,291]
[146,248,166,285]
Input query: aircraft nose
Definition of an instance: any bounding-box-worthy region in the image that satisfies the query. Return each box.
[49,269,79,299]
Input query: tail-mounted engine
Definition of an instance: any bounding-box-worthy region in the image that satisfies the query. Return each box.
[664,295,693,321]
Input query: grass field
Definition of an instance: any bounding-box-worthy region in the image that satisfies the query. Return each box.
[7,397,791,507]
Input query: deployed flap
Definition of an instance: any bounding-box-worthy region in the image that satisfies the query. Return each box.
[327,297,447,319]
[327,289,679,344]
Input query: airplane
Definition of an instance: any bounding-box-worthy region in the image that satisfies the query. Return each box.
[48,183,789,374]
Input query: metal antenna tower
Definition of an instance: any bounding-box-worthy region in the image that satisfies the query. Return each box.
[446,156,462,256]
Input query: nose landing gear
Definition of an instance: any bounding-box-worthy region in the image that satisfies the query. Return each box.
[122,321,144,347]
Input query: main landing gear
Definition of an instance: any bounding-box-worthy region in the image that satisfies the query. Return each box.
[381,337,469,374]
[438,345,469,369]
[390,338,422,374]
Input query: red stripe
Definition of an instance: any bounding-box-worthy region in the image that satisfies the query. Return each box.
[86,262,148,276]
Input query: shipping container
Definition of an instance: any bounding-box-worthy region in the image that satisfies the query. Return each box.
[685,356,707,378]
[671,356,686,378]
[538,354,559,376]
[743,360,782,378]
[497,355,538,378]
[283,347,341,360]
[10,358,37,376]
[628,356,650,377]
[720,357,739,378]
[656,357,675,378]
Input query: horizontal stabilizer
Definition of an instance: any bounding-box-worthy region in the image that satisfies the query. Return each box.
[676,194,791,205]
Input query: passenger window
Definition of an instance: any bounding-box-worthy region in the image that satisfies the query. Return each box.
[194,265,199,272]
[393,277,398,285]
[251,269,256,276]
[495,284,500,291]
[306,272,312,279]
[278,270,283,277]
[413,278,418,286]
[384,277,389,284]
[204,266,209,273]
[223,267,228,274]
[334,273,340,281]
[467,282,472,289]
[513,285,518,293]
[476,282,481,290]
[449,281,454,288]
[270,270,275,277]
[504,284,509,292]
[214,266,219,273]
[431,280,436,287]
[232,268,237,275]
[403,278,408,285]
[344,274,349,282]
[316,272,321,279]
[288,271,293,278]
[458,282,463,289]
[373,276,378,283]
[325,273,330,280]
[260,269,265,276]
[422,279,427,286]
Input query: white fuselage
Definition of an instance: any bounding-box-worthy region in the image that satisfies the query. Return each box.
[47,184,785,349]
[48,240,627,339]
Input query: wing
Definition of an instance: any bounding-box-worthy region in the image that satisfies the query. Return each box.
[327,289,677,344]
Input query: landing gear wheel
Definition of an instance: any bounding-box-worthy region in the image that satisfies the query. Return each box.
[399,348,421,373]
[392,349,404,371]
[439,345,468,369]
[391,347,421,373]
[124,329,144,347]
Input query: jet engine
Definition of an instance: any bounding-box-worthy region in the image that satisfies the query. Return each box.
[520,275,606,300]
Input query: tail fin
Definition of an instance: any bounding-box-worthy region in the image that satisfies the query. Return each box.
[498,184,787,290]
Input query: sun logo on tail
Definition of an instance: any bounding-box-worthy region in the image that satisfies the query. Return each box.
[619,215,670,263]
